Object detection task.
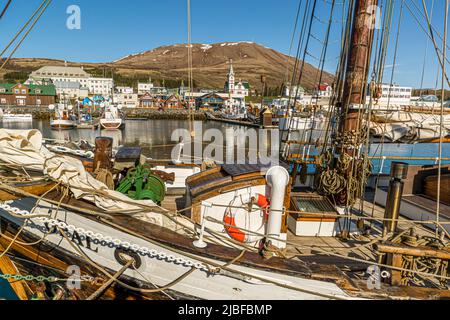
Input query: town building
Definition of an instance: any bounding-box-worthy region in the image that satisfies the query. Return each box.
[197,93,228,110]
[314,84,333,98]
[54,81,89,100]
[0,83,56,107]
[179,81,189,96]
[115,86,134,94]
[138,81,155,95]
[376,84,413,105]
[285,84,305,99]
[88,77,114,96]
[113,92,139,108]
[139,93,164,109]
[164,95,185,109]
[28,65,114,97]
[224,61,250,98]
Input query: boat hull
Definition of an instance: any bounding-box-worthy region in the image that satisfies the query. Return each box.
[1,114,33,122]
[50,119,76,130]
[0,197,352,300]
[100,119,125,130]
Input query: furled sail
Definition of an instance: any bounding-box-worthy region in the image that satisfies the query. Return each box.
[0,129,159,213]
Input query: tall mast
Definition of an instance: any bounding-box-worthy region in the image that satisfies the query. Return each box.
[336,0,378,206]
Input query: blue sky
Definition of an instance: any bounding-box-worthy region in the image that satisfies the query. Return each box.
[0,0,448,89]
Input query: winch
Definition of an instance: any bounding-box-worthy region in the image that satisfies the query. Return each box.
[116,164,166,204]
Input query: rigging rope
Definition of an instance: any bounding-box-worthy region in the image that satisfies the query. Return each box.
[0,0,12,20]
[0,0,52,71]
[436,0,448,238]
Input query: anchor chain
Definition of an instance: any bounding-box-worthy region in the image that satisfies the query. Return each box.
[0,201,210,272]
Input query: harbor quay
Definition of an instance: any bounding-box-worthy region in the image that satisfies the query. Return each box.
[4,106,220,121]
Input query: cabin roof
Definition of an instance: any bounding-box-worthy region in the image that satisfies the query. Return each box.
[186,165,268,199]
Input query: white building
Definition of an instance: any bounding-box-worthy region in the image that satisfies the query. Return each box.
[376,84,412,105]
[314,84,333,98]
[113,93,139,108]
[379,84,413,105]
[138,82,155,95]
[88,77,114,96]
[28,66,114,97]
[116,86,134,94]
[54,81,89,99]
[285,85,305,99]
[29,65,90,84]
[224,61,250,98]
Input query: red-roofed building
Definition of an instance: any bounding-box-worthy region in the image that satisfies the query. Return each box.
[315,83,333,98]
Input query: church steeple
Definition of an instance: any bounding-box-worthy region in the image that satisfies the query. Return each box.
[228,59,235,77]
[228,59,235,93]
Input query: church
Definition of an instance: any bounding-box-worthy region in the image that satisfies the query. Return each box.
[223,60,250,98]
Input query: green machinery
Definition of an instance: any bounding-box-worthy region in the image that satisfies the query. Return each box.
[116,164,166,204]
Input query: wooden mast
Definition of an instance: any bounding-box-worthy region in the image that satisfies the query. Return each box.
[337,0,378,206]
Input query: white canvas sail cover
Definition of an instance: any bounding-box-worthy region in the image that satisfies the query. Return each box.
[0,129,160,213]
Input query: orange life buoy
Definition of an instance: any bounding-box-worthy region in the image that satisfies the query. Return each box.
[224,194,270,243]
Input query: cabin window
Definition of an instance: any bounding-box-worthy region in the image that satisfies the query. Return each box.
[16,99,25,106]
[35,89,42,94]
[14,89,19,94]
[1,99,6,104]
[36,99,41,105]
[0,88,5,93]
[21,89,27,94]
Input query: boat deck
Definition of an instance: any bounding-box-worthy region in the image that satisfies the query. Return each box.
[161,189,437,271]
[403,194,450,220]
[2,179,449,299]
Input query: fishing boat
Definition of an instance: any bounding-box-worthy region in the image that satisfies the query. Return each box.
[100,104,125,130]
[222,98,247,120]
[76,103,99,130]
[49,104,77,130]
[77,113,99,130]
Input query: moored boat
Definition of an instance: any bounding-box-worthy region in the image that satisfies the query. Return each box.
[49,104,76,130]
[0,109,33,122]
[100,104,125,130]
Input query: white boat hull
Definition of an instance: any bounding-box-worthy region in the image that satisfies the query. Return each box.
[50,119,76,130]
[1,114,33,122]
[0,198,352,300]
[100,119,124,130]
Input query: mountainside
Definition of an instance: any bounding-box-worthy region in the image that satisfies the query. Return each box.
[1,42,334,91]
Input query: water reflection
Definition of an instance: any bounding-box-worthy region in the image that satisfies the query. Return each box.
[1,119,268,161]
[1,119,448,173]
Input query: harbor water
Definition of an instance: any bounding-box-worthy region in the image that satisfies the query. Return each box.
[0,119,449,299]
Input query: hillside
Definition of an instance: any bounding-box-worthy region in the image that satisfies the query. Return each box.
[1,42,335,91]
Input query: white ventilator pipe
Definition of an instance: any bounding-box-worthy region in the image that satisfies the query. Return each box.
[172,138,184,165]
[265,166,290,237]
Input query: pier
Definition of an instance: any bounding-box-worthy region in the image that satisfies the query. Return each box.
[1,107,220,121]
